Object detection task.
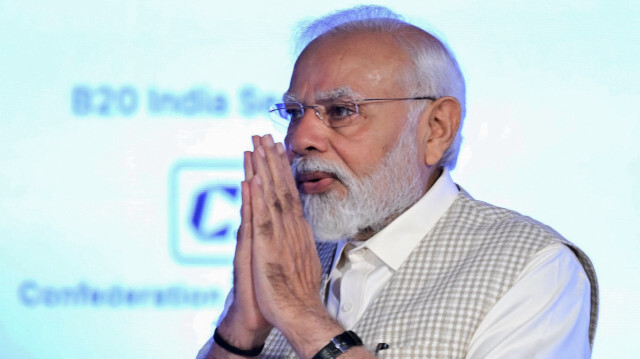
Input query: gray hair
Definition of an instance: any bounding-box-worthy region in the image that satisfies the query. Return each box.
[294,5,466,169]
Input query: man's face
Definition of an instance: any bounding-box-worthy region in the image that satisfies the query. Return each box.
[285,31,422,196]
[284,31,430,240]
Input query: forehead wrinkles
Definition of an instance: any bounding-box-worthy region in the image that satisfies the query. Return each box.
[283,87,364,103]
[290,31,411,101]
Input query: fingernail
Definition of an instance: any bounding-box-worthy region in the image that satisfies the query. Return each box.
[276,142,285,154]
[257,146,265,157]
[255,176,262,185]
[264,134,274,147]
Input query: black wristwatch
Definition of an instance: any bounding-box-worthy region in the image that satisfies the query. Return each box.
[312,331,364,359]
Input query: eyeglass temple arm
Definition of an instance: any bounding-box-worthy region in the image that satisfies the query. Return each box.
[355,96,436,102]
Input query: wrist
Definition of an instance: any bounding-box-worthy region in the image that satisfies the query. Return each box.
[312,331,364,359]
[213,328,265,357]
[217,310,272,350]
[274,304,346,359]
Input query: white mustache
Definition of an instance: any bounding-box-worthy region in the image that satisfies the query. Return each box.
[291,156,351,186]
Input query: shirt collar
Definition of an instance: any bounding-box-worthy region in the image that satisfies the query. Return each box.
[358,168,459,270]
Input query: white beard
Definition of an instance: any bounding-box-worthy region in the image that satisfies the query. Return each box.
[291,120,428,242]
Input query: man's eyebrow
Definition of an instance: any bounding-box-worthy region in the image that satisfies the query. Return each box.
[283,92,299,102]
[282,87,363,103]
[317,88,362,101]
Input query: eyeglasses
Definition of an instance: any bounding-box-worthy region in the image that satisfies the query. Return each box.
[269,96,436,129]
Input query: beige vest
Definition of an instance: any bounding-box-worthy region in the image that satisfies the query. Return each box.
[260,192,599,358]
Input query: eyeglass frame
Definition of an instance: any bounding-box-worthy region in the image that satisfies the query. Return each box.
[269,96,437,129]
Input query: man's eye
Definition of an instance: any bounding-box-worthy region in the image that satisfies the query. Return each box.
[326,104,356,119]
[286,108,304,121]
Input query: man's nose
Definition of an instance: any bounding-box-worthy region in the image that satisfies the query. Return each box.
[285,109,330,157]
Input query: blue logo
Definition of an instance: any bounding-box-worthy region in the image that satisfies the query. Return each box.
[169,160,243,265]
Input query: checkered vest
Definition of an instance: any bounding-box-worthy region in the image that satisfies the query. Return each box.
[259,192,599,358]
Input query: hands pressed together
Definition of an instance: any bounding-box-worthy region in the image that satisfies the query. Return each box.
[208,135,363,359]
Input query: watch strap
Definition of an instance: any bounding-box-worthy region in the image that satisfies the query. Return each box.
[312,331,364,359]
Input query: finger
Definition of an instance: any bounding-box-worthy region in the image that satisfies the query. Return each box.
[241,151,255,250]
[244,150,254,182]
[249,135,261,181]
[232,181,254,312]
[272,141,304,218]
[252,136,282,217]
[238,180,252,244]
[249,175,274,241]
[234,180,252,271]
[251,135,261,148]
[258,134,297,213]
[260,134,291,186]
[276,142,299,199]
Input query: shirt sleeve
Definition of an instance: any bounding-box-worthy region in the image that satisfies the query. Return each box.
[466,243,592,358]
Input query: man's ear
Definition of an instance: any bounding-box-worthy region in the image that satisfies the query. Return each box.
[418,96,461,166]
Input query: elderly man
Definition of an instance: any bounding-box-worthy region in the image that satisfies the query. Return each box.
[198,6,598,359]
